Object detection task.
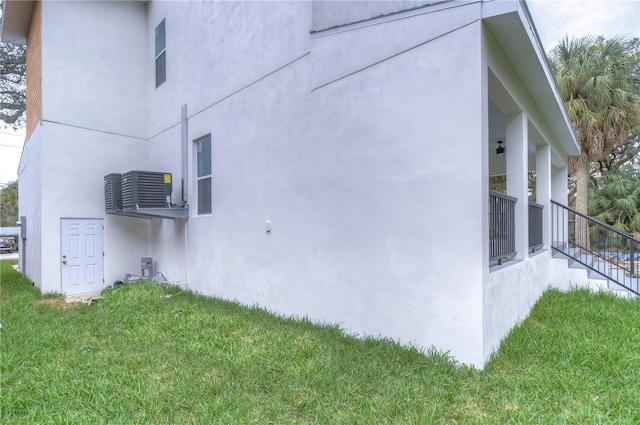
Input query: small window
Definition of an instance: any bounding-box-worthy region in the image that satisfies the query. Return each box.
[195,136,212,215]
[155,19,166,87]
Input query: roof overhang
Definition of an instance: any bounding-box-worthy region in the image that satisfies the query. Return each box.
[0,227,19,237]
[482,0,580,157]
[0,0,35,44]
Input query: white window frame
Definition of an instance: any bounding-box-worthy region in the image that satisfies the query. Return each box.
[195,135,212,215]
[155,19,166,88]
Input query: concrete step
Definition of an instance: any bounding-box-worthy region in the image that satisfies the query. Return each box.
[553,247,636,298]
[609,290,631,299]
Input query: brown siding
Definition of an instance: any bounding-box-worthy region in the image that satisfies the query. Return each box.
[25,0,42,142]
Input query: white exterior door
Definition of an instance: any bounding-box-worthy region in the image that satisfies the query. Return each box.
[61,219,104,296]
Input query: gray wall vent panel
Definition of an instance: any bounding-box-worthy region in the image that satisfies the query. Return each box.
[104,173,123,213]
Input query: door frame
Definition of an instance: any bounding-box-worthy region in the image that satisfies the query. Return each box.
[60,218,104,296]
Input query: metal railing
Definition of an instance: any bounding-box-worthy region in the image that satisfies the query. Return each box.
[551,200,640,296]
[528,202,544,252]
[489,190,516,265]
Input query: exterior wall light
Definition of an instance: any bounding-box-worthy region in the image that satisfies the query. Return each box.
[496,140,505,156]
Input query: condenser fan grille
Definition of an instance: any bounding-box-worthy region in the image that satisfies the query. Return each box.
[121,171,172,210]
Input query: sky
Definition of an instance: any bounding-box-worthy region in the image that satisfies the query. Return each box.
[0,0,639,185]
[0,128,23,186]
[527,0,640,52]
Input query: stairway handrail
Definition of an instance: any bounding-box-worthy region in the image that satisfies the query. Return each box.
[551,200,640,296]
[550,199,640,244]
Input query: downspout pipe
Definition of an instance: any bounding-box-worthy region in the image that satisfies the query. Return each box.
[181,104,188,204]
[181,104,189,287]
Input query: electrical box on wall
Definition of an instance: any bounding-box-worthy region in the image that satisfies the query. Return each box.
[19,216,26,240]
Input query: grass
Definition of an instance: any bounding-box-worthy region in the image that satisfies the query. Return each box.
[1,260,640,424]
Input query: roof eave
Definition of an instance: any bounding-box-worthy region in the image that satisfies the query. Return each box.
[0,0,35,45]
[483,0,580,157]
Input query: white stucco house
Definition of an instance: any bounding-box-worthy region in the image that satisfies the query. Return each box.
[1,0,587,367]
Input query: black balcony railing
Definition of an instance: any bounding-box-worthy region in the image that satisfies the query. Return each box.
[489,190,516,265]
[551,200,640,296]
[528,202,544,252]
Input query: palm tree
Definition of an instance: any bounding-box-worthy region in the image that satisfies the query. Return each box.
[589,171,640,237]
[549,36,640,248]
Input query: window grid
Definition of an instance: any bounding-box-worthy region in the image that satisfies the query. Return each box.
[155,19,166,88]
[195,136,212,215]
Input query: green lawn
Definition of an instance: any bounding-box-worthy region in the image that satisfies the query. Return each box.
[2,260,640,424]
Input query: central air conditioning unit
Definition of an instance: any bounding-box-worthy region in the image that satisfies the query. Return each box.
[104,173,123,213]
[121,171,172,211]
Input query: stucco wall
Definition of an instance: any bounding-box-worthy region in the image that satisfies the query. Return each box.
[25,122,150,293]
[484,252,551,359]
[41,0,147,138]
[147,124,187,283]
[480,11,577,365]
[307,14,485,365]
[146,1,311,139]
[17,126,43,290]
[143,1,487,366]
[485,252,613,360]
[18,0,576,368]
[41,123,151,289]
[20,1,150,293]
[311,0,448,32]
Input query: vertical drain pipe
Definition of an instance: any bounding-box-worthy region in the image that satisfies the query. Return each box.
[181,104,188,204]
[181,104,189,286]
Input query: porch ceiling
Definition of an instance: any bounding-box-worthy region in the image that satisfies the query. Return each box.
[482,0,580,157]
[488,100,549,177]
